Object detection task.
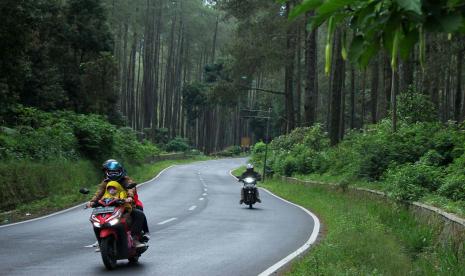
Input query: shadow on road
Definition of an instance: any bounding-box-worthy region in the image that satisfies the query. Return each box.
[95,261,146,274]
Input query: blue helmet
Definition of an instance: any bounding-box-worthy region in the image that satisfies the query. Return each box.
[103,160,125,181]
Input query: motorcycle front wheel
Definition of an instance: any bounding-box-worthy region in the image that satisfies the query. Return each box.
[101,236,117,270]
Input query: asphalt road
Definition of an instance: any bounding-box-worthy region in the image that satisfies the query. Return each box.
[0,158,316,276]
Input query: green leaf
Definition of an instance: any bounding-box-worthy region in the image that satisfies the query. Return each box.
[395,0,422,15]
[438,13,463,33]
[358,42,378,68]
[348,36,364,65]
[391,28,400,70]
[399,29,418,60]
[318,0,357,16]
[289,0,324,20]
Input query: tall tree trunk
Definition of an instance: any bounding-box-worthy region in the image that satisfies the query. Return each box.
[382,54,391,119]
[455,49,463,122]
[361,70,366,128]
[295,21,302,126]
[304,11,318,126]
[329,28,343,145]
[399,53,414,93]
[284,1,296,132]
[391,62,398,132]
[350,66,356,129]
[371,56,379,123]
[211,15,219,64]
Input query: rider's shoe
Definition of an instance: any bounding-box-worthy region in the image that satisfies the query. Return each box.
[95,246,100,252]
[141,233,150,243]
[133,239,146,248]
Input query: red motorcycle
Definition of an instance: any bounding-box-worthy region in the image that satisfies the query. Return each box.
[81,189,148,270]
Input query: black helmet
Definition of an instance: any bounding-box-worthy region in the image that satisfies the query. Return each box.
[102,159,117,172]
[103,160,125,181]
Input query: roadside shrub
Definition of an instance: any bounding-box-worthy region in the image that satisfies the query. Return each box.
[165,137,190,152]
[72,114,115,160]
[439,174,465,201]
[397,87,436,123]
[114,127,159,163]
[250,141,266,167]
[216,145,242,157]
[282,155,298,176]
[384,163,444,201]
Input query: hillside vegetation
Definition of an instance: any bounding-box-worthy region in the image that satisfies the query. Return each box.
[0,106,160,212]
[252,90,465,215]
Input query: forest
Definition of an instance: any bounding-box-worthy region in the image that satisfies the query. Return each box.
[2,0,465,206]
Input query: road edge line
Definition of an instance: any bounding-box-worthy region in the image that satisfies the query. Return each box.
[0,165,177,229]
[229,169,321,276]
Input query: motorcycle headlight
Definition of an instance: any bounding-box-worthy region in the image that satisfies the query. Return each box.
[93,222,101,228]
[244,177,254,183]
[108,218,119,226]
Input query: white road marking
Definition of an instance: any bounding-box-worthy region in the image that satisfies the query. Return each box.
[84,241,99,248]
[157,217,177,225]
[199,197,204,201]
[188,205,197,211]
[204,188,208,192]
[202,193,207,196]
[228,169,321,276]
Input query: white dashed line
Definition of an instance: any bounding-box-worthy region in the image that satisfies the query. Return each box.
[157,217,177,225]
[199,198,204,201]
[204,188,208,192]
[202,193,207,196]
[188,205,197,211]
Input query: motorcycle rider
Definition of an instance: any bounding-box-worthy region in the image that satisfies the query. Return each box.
[238,163,262,204]
[86,160,148,248]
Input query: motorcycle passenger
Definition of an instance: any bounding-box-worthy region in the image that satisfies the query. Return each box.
[86,160,148,248]
[238,164,262,204]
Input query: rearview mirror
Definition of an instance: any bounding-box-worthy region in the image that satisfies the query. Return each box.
[79,188,90,194]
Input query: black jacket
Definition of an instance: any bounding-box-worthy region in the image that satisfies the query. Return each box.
[239,170,262,181]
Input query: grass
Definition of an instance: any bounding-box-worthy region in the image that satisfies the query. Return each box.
[294,173,465,218]
[261,178,465,275]
[0,155,209,225]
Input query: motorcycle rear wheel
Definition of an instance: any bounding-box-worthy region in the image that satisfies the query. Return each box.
[249,204,253,209]
[101,237,117,270]
[128,256,139,263]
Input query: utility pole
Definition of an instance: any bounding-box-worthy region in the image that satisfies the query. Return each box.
[262,108,271,182]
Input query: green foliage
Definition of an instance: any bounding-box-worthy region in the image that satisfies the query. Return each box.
[0,0,117,118]
[250,141,267,168]
[165,137,190,152]
[0,159,99,211]
[0,106,159,163]
[397,87,437,123]
[72,114,115,160]
[254,119,465,204]
[216,145,242,157]
[182,82,208,122]
[439,174,465,201]
[290,0,465,70]
[384,163,444,201]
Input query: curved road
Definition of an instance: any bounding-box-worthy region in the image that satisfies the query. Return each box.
[0,158,316,276]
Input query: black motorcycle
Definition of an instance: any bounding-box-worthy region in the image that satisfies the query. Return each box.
[240,177,259,209]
